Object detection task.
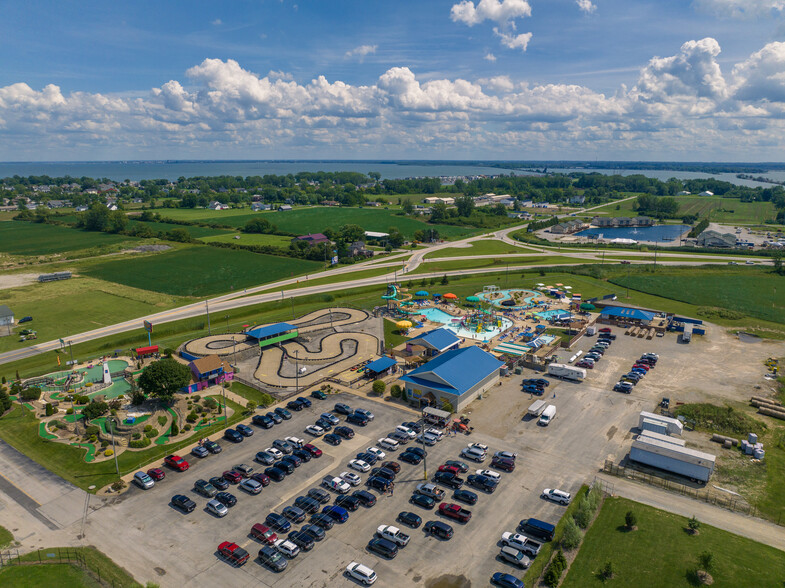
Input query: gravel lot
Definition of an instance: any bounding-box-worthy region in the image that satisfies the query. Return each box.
[80,326,784,587]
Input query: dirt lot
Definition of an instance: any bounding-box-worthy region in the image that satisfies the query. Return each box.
[18,322,785,587]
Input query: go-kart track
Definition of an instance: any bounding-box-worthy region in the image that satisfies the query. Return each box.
[182,308,382,392]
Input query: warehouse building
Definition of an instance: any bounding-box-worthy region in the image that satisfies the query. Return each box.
[398,346,504,412]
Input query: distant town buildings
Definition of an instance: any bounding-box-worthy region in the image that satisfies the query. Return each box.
[550,219,588,234]
[592,216,654,228]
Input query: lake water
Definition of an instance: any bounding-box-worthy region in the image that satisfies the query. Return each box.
[0,160,781,186]
[576,224,691,242]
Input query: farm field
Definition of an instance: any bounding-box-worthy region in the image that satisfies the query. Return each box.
[423,238,530,258]
[83,245,321,297]
[0,221,136,256]
[157,206,480,239]
[562,496,785,588]
[609,271,785,324]
[0,275,186,353]
[588,195,776,225]
[199,231,292,247]
[125,219,233,238]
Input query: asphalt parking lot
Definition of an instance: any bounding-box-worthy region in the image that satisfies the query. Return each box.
[85,327,733,587]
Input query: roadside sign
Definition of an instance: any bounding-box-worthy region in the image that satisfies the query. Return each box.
[143,320,153,333]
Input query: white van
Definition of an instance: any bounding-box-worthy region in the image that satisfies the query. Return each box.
[395,425,417,439]
[377,438,400,451]
[538,405,556,426]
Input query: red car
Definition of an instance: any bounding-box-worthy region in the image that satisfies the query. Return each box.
[304,443,323,458]
[438,502,472,523]
[632,363,650,372]
[250,523,278,545]
[575,360,594,369]
[164,455,189,472]
[599,327,612,333]
[217,541,250,566]
[222,470,243,484]
[491,457,515,472]
[146,468,166,481]
[251,473,271,487]
[438,465,461,475]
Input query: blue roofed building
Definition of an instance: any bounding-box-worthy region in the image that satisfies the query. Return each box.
[398,346,504,412]
[406,327,461,357]
[599,306,656,326]
[246,322,299,348]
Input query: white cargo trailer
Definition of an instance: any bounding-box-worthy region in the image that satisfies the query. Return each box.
[547,363,586,381]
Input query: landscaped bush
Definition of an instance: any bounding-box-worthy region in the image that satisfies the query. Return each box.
[129,438,151,449]
[183,424,192,431]
[192,395,201,402]
[85,425,100,437]
[76,395,90,405]
[82,401,109,420]
[144,424,153,432]
[170,422,179,436]
[145,428,159,439]
[390,384,402,398]
[543,549,568,587]
[186,411,198,423]
[132,432,141,440]
[20,386,42,401]
[561,517,582,550]
[66,408,74,415]
[104,449,114,457]
[157,415,167,426]
[101,440,109,448]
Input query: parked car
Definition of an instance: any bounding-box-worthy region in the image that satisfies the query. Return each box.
[614,381,634,394]
[453,489,478,505]
[236,424,254,437]
[301,523,326,541]
[542,488,572,505]
[145,468,165,481]
[351,458,373,471]
[308,487,331,503]
[258,545,288,572]
[265,512,292,533]
[275,460,295,475]
[461,447,486,462]
[171,494,196,513]
[222,470,243,484]
[164,455,189,471]
[294,496,321,514]
[194,479,218,498]
[252,414,274,429]
[397,511,423,528]
[215,491,237,507]
[409,494,436,509]
[423,520,454,539]
[266,411,282,424]
[491,572,525,588]
[347,413,369,426]
[281,455,301,469]
[389,431,411,445]
[370,467,396,481]
[438,502,472,523]
[240,479,263,495]
[315,418,334,431]
[467,474,498,493]
[355,408,374,421]
[282,505,306,523]
[293,449,312,463]
[399,451,422,465]
[191,445,209,458]
[498,546,531,569]
[287,399,305,411]
[335,425,355,439]
[224,429,243,443]
[433,471,464,489]
[367,537,398,559]
[366,446,386,460]
[345,562,377,585]
[311,389,327,400]
[272,439,294,454]
[306,424,325,437]
[251,472,271,487]
[250,523,278,545]
[322,505,350,523]
[444,459,469,473]
[366,476,392,493]
[334,402,353,415]
[491,457,515,472]
[18,316,32,323]
[288,530,315,551]
[265,467,286,482]
[303,443,323,457]
[324,433,342,446]
[209,476,229,490]
[217,541,249,566]
[204,440,221,454]
[340,471,362,487]
[377,438,400,451]
[575,360,594,369]
[233,463,254,477]
[401,421,423,433]
[274,407,292,420]
[309,512,335,530]
[255,451,276,465]
[352,490,377,507]
[206,499,228,517]
[335,494,362,511]
[274,538,300,558]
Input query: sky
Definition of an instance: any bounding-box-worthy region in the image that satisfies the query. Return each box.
[2,0,785,161]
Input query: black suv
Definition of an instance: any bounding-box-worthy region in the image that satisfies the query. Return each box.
[288,530,315,551]
[294,495,321,514]
[352,490,377,507]
[334,403,353,415]
[335,494,362,511]
[308,488,331,504]
[370,467,396,481]
[346,413,368,426]
[335,426,355,439]
[467,474,498,493]
[258,546,288,572]
[309,512,335,530]
[367,537,398,559]
[433,472,464,489]
[171,494,196,513]
[265,512,291,533]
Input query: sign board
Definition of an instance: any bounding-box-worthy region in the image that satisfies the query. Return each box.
[331,256,339,265]
[143,320,153,333]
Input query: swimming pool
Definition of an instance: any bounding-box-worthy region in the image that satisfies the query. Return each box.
[416,307,463,324]
[406,306,513,341]
[536,309,572,320]
[476,289,543,310]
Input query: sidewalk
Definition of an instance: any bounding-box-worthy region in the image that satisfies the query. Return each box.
[597,473,785,552]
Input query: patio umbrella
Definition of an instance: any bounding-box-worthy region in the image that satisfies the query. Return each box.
[466,295,480,302]
[396,320,413,329]
[415,290,429,296]
[443,293,458,299]
[555,283,563,286]
[564,286,573,290]
[536,283,545,287]
[580,303,596,310]
[432,293,442,298]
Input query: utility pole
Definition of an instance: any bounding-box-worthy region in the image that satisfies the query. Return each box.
[68,341,75,366]
[421,408,428,481]
[290,297,295,320]
[225,314,229,333]
[206,301,211,335]
[295,350,299,393]
[108,419,119,475]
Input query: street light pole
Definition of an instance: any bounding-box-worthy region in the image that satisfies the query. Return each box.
[295,350,299,393]
[206,301,211,335]
[225,314,229,333]
[421,408,427,481]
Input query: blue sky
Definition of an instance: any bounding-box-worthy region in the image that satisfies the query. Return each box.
[1,0,785,160]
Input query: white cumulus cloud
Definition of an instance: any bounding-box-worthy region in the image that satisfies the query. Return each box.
[484,52,497,62]
[345,45,378,61]
[576,0,597,14]
[450,0,531,26]
[493,28,532,51]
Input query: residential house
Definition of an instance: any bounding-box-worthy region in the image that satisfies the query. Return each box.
[569,194,586,205]
[699,191,714,197]
[251,202,271,211]
[365,201,381,207]
[278,204,293,211]
[292,233,331,246]
[208,201,229,210]
[75,205,89,212]
[348,241,372,257]
[321,200,340,207]
[0,305,14,328]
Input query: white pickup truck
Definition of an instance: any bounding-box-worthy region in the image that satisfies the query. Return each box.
[415,483,445,501]
[501,532,543,557]
[322,476,350,494]
[377,525,410,546]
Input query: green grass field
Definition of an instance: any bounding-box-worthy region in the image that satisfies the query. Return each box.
[423,239,528,258]
[158,206,479,239]
[84,245,321,296]
[587,195,776,225]
[0,564,102,588]
[0,222,136,256]
[126,219,233,238]
[562,496,785,587]
[609,271,785,324]
[0,524,12,548]
[0,276,186,353]
[200,232,292,247]
[412,255,598,274]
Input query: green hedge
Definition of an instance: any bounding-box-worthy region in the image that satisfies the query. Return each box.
[524,484,590,586]
[128,437,151,449]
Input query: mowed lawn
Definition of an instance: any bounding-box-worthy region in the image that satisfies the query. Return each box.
[424,239,529,258]
[0,221,135,255]
[84,245,322,296]
[412,255,598,273]
[126,219,233,238]
[610,271,785,324]
[0,276,186,353]
[0,564,102,588]
[158,206,478,239]
[562,496,785,587]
